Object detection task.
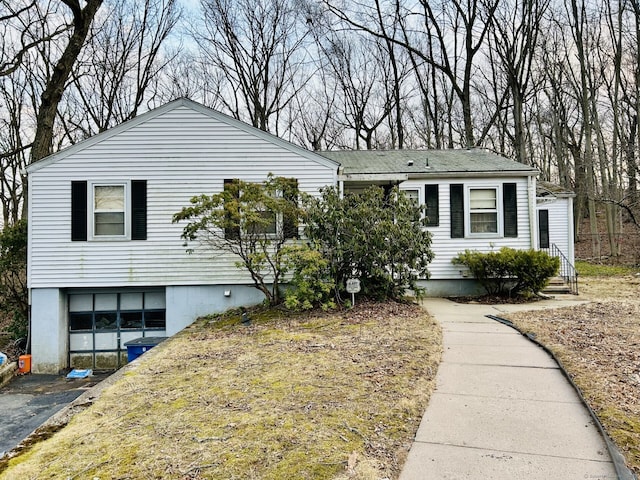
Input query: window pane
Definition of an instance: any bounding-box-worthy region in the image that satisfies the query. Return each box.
[121,293,143,310]
[470,189,496,209]
[70,313,93,331]
[95,312,117,330]
[246,210,277,235]
[95,186,124,210]
[403,189,419,205]
[470,213,498,233]
[69,294,93,312]
[95,293,117,310]
[145,310,166,329]
[95,212,125,235]
[120,311,143,329]
[144,291,165,309]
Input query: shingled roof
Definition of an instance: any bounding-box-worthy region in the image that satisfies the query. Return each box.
[318,149,538,177]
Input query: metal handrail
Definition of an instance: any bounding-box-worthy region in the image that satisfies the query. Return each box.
[542,244,579,295]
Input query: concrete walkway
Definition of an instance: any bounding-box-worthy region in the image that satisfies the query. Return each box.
[400,297,617,480]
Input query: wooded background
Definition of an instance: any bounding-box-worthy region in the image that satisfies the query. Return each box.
[2,0,639,261]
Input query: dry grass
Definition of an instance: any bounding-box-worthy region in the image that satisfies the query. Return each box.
[0,301,441,480]
[506,275,640,476]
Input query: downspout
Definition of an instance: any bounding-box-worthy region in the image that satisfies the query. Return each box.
[338,166,344,198]
[528,175,537,249]
[567,196,575,264]
[25,167,32,355]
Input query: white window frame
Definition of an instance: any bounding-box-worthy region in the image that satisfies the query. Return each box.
[89,181,130,240]
[466,186,502,237]
[400,187,421,207]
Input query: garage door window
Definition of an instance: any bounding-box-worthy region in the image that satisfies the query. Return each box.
[69,291,166,331]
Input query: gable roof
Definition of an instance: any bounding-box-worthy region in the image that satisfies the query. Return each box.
[27,98,339,173]
[318,149,538,179]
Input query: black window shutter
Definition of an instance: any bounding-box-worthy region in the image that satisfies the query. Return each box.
[503,183,518,238]
[224,179,241,240]
[425,184,439,226]
[71,181,87,241]
[131,180,147,240]
[283,178,299,239]
[538,209,550,248]
[450,184,464,238]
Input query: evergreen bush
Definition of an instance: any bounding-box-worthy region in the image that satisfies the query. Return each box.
[452,247,559,297]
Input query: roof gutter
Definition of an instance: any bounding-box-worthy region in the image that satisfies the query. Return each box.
[338,173,409,182]
[339,171,537,182]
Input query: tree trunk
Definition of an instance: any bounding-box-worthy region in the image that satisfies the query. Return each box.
[30,0,104,164]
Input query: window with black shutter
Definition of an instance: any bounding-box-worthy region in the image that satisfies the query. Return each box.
[71,180,147,241]
[450,184,464,238]
[425,184,439,226]
[503,183,518,238]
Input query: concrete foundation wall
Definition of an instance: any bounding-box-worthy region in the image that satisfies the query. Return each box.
[165,285,265,335]
[31,288,67,374]
[418,279,485,298]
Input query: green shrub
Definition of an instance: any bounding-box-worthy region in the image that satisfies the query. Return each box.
[452,247,559,297]
[283,245,335,311]
[303,186,434,303]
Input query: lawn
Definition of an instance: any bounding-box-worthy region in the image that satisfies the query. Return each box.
[506,274,640,476]
[0,301,441,479]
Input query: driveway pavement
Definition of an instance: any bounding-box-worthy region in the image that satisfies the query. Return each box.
[400,297,625,480]
[0,372,108,456]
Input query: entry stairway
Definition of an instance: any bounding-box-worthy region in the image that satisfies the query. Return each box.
[542,276,575,295]
[541,243,578,295]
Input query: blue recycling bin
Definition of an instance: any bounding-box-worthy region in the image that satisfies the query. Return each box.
[124,336,166,362]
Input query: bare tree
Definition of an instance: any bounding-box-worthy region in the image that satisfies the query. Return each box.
[60,0,180,141]
[194,0,312,133]
[0,76,29,224]
[316,32,395,149]
[322,0,499,149]
[30,0,103,164]
[286,69,342,151]
[489,0,549,165]
[0,1,68,78]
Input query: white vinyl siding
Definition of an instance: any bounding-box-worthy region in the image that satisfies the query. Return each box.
[398,177,533,280]
[28,104,337,289]
[537,197,574,265]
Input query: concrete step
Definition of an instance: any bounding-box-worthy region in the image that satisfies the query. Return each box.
[542,277,572,294]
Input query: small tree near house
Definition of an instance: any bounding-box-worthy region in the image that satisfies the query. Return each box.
[173,175,301,306]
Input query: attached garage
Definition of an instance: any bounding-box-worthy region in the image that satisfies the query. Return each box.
[68,289,166,369]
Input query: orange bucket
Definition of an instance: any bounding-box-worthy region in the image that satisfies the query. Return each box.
[18,354,31,374]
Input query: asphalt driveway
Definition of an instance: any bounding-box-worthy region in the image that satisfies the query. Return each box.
[0,372,109,456]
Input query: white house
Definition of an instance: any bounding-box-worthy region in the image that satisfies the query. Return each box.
[321,150,576,296]
[27,99,575,373]
[27,99,338,373]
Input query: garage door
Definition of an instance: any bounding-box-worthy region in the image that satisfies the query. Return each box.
[68,289,166,370]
